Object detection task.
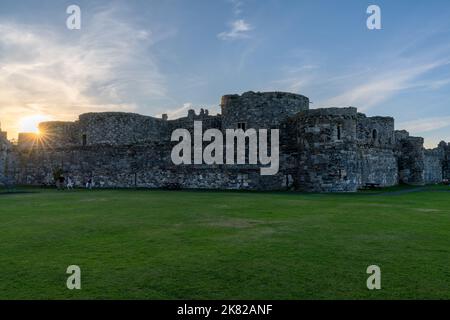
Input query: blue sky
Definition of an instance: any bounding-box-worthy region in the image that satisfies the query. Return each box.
[0,0,450,147]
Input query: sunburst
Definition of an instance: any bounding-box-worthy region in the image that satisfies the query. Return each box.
[19,115,52,134]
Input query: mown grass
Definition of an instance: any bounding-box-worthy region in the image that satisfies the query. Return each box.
[0,185,449,299]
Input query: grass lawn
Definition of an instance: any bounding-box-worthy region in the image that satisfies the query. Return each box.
[0,185,449,299]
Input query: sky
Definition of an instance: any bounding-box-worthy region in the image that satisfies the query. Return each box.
[0,0,450,147]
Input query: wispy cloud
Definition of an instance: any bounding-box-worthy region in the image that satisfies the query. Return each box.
[218,0,252,40]
[320,61,448,110]
[397,116,450,134]
[415,77,450,90]
[270,63,320,93]
[165,103,194,119]
[269,28,450,113]
[218,19,252,40]
[0,5,172,138]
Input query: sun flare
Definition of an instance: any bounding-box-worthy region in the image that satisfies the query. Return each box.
[18,115,52,134]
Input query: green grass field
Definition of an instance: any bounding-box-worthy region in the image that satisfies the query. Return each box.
[0,185,449,300]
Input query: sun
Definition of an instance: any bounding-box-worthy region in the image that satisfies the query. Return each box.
[19,115,52,134]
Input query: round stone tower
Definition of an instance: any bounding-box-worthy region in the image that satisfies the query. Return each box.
[220,91,309,130]
[294,107,359,192]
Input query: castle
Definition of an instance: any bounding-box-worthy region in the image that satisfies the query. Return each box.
[1,91,449,192]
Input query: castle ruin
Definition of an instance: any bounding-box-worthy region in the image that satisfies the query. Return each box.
[1,91,449,192]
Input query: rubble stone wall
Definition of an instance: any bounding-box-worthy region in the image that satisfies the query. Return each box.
[2,91,448,192]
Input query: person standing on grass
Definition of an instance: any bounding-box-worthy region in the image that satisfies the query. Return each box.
[67,177,74,190]
[58,175,65,191]
[86,177,93,190]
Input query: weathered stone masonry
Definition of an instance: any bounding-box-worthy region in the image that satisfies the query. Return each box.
[1,91,449,192]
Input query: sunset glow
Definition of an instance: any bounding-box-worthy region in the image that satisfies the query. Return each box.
[18,115,52,134]
[0,1,449,148]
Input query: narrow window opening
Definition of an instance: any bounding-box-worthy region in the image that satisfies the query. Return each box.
[82,134,87,146]
[337,125,342,140]
[372,129,378,140]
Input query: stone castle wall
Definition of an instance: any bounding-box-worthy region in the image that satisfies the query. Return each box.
[396,135,426,185]
[0,135,9,186]
[78,112,165,146]
[37,121,79,148]
[394,131,447,185]
[424,148,444,183]
[356,115,398,187]
[39,113,166,148]
[440,142,450,180]
[2,91,449,192]
[11,142,288,190]
[288,108,398,192]
[357,149,398,187]
[292,108,359,192]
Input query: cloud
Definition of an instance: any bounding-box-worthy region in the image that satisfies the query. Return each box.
[163,102,220,120]
[319,60,449,111]
[0,6,172,138]
[270,30,450,112]
[165,103,194,119]
[269,64,321,93]
[397,116,450,134]
[218,19,252,40]
[415,77,450,90]
[182,74,208,89]
[230,0,244,16]
[271,76,315,94]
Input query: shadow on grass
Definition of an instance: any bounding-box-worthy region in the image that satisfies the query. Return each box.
[0,190,37,195]
[3,184,449,198]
